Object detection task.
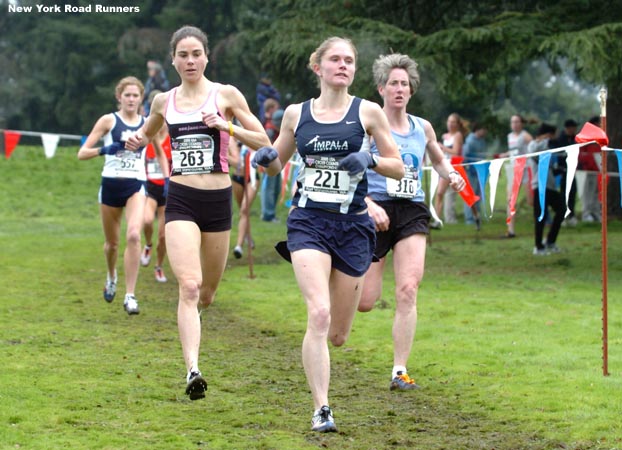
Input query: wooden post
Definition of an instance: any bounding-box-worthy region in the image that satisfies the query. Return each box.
[599,87,609,377]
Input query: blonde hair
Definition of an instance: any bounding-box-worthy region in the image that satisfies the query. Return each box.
[372,53,420,94]
[307,36,357,72]
[115,76,144,98]
[448,112,468,137]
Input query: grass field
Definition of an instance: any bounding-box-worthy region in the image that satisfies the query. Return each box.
[1,146,621,449]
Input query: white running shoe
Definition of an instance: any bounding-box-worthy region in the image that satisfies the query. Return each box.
[103,271,117,303]
[140,245,152,266]
[233,245,243,259]
[154,266,167,283]
[123,294,140,315]
[311,405,337,432]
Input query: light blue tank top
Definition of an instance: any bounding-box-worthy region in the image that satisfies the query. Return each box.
[367,114,426,203]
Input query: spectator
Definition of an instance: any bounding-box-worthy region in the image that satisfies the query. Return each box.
[256,73,280,125]
[528,123,565,255]
[577,116,602,223]
[431,113,466,228]
[143,60,170,115]
[261,104,284,222]
[462,121,487,228]
[550,119,578,226]
[502,114,533,238]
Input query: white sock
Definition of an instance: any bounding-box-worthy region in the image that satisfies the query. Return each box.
[392,365,407,379]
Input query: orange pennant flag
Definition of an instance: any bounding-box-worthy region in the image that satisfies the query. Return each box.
[4,130,21,159]
[450,156,480,207]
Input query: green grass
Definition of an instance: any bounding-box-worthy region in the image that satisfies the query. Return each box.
[1,146,621,449]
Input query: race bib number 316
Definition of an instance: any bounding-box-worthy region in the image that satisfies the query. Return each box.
[386,166,419,198]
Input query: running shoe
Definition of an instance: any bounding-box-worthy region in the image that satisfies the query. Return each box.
[103,273,117,303]
[154,266,167,283]
[390,371,421,391]
[140,245,152,266]
[429,219,442,230]
[546,243,562,254]
[185,371,207,400]
[123,294,140,315]
[532,247,549,256]
[233,245,243,259]
[311,405,337,432]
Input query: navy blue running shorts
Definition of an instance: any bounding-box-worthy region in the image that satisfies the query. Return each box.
[146,180,167,207]
[165,181,232,232]
[286,207,375,277]
[99,177,145,207]
[373,200,431,260]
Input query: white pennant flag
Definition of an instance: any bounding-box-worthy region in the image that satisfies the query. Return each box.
[488,158,505,218]
[41,133,60,159]
[564,144,580,218]
[428,170,442,225]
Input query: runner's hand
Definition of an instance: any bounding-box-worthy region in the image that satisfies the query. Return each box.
[337,152,374,175]
[99,142,123,156]
[252,146,278,168]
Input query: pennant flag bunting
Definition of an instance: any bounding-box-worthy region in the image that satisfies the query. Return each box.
[564,145,580,217]
[428,169,442,225]
[487,159,504,218]
[4,130,21,159]
[575,122,608,147]
[537,152,552,222]
[506,157,527,224]
[450,158,480,207]
[616,150,622,207]
[474,161,490,216]
[41,133,60,159]
[280,161,291,204]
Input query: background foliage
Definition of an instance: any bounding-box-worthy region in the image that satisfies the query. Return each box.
[1,0,618,135]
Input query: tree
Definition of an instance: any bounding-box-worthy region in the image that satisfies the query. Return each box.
[245,0,622,214]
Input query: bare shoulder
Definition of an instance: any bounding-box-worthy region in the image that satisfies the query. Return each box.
[284,102,302,117]
[359,99,388,134]
[96,112,116,130]
[217,83,244,100]
[360,98,383,116]
[281,103,302,125]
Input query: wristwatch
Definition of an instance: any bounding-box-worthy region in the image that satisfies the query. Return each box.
[370,154,379,168]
